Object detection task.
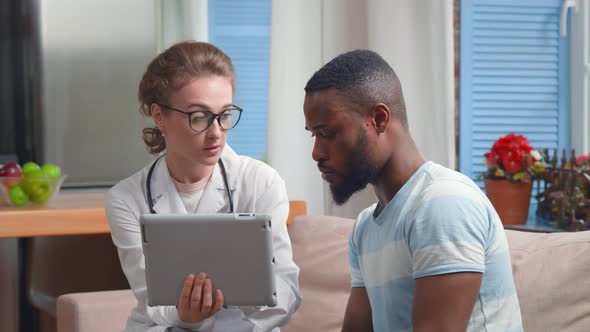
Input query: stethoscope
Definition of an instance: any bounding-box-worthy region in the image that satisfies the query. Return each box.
[146,155,234,214]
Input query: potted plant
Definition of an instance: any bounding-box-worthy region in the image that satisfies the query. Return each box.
[483,133,545,225]
[576,153,590,170]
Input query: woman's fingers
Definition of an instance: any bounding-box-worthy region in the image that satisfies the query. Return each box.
[178,272,224,323]
[200,278,213,314]
[211,289,224,315]
[178,272,226,323]
[177,274,195,311]
[190,273,206,309]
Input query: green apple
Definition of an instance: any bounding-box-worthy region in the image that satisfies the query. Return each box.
[22,161,41,175]
[9,185,29,206]
[41,162,61,179]
[21,170,52,204]
[20,169,47,194]
[29,184,52,204]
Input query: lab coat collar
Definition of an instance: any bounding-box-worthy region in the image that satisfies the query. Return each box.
[150,145,240,214]
[150,156,186,214]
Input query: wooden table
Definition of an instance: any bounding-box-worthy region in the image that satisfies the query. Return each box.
[0,192,110,239]
[0,193,306,332]
[0,194,306,238]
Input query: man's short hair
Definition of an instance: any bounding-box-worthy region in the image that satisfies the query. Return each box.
[305,49,407,126]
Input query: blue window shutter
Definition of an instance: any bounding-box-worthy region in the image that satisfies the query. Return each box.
[459,0,571,188]
[208,0,271,160]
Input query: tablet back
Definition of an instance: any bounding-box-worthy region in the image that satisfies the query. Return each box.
[140,213,276,307]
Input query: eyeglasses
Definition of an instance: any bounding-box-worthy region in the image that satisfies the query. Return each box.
[157,103,243,133]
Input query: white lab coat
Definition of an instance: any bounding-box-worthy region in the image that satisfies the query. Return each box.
[105,146,301,332]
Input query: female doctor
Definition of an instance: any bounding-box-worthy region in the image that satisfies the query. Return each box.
[105,41,301,332]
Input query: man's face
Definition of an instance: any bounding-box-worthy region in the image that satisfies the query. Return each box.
[304,90,382,205]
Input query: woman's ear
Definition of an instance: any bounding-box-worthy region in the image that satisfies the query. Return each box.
[372,103,390,134]
[151,103,165,132]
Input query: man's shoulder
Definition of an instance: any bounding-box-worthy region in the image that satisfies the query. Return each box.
[419,163,486,203]
[406,163,497,233]
[413,181,491,226]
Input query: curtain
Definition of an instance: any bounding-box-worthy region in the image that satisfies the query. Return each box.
[268,0,455,217]
[570,0,590,155]
[157,0,208,50]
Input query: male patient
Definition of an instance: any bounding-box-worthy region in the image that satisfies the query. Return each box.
[303,50,523,332]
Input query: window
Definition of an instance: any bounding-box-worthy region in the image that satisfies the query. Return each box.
[208,0,271,160]
[459,0,571,187]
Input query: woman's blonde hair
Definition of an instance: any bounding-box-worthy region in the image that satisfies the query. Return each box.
[138,41,235,154]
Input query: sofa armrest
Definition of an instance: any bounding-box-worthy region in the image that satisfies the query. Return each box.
[283,215,354,332]
[56,289,136,332]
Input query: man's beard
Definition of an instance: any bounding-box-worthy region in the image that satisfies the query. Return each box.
[329,131,382,205]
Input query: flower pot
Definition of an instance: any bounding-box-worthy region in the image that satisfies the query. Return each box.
[484,179,533,225]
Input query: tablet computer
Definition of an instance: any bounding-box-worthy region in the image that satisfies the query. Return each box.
[139,213,277,307]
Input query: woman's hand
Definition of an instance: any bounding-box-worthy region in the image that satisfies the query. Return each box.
[177,273,224,323]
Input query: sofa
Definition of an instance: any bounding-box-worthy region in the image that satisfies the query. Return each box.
[57,215,590,332]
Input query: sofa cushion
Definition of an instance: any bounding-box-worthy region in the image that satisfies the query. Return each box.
[283,215,354,332]
[506,229,590,332]
[57,289,136,332]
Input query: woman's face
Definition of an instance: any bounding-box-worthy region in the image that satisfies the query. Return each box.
[153,75,234,167]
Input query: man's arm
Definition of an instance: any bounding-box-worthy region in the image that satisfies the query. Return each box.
[341,287,373,332]
[413,272,482,332]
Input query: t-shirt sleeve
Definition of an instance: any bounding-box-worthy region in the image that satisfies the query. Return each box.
[348,225,365,288]
[407,184,490,279]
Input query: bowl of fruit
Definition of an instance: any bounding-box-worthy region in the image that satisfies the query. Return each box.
[0,161,66,207]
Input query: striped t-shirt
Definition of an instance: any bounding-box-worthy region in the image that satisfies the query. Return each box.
[349,161,523,332]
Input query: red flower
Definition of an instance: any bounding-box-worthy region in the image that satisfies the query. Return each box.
[503,155,521,173]
[483,132,541,180]
[576,154,590,166]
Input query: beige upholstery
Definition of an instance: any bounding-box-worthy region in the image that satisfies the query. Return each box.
[56,216,590,332]
[56,290,136,332]
[506,230,590,331]
[282,216,352,332]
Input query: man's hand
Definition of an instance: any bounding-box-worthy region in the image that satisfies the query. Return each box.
[177,273,224,323]
[413,272,482,331]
